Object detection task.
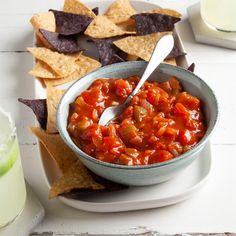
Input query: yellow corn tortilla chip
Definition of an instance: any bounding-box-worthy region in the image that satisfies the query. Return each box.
[113,32,172,61]
[49,160,104,199]
[126,54,139,61]
[46,87,64,133]
[117,19,136,33]
[29,60,60,79]
[27,47,77,77]
[164,58,177,66]
[84,16,135,38]
[30,12,56,49]
[30,127,78,174]
[105,0,137,24]
[44,54,101,87]
[144,8,182,18]
[63,0,96,18]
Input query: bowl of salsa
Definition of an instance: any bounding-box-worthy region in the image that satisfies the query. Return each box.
[57,61,218,186]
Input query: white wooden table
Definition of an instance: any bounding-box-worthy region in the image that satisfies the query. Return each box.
[0,0,236,235]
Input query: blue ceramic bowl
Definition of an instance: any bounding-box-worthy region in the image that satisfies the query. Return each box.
[57,62,218,186]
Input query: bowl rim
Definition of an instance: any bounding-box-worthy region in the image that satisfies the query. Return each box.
[57,61,219,170]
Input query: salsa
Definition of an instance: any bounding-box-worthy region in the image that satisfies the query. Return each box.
[67,76,206,166]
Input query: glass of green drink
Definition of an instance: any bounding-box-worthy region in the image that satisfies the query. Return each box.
[0,107,26,228]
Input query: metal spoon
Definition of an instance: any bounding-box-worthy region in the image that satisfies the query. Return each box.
[98,34,174,126]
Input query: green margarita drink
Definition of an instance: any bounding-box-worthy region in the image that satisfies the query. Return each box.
[0,108,26,228]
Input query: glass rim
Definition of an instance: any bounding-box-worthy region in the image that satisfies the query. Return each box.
[0,107,16,151]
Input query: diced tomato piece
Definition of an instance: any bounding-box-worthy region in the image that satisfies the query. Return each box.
[149,150,173,164]
[81,124,102,141]
[178,129,197,145]
[174,102,189,116]
[101,137,124,154]
[81,87,105,106]
[164,127,179,140]
[146,89,160,106]
[114,79,132,98]
[177,92,200,110]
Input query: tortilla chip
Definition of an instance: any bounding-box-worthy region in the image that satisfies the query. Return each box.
[49,160,104,199]
[126,54,139,61]
[50,9,92,35]
[30,12,56,49]
[39,29,81,53]
[105,0,136,24]
[144,8,182,18]
[27,47,77,77]
[187,63,195,72]
[166,45,186,59]
[29,60,60,79]
[30,127,78,173]
[46,87,64,133]
[92,7,99,16]
[132,13,180,35]
[93,37,125,66]
[63,0,96,18]
[35,34,46,47]
[117,19,136,33]
[164,58,177,66]
[84,16,135,39]
[44,54,101,87]
[18,99,47,130]
[113,32,172,61]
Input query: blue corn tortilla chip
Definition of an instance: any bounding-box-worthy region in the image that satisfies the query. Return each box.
[93,37,126,66]
[92,7,99,16]
[50,9,93,35]
[18,98,47,130]
[187,63,195,72]
[166,45,186,59]
[131,13,180,35]
[39,29,81,53]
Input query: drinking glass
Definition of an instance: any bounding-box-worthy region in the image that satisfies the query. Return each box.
[0,107,26,228]
[201,0,236,32]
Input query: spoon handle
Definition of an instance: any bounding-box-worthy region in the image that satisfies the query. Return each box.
[124,34,174,105]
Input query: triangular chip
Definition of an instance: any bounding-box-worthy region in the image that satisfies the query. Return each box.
[131,13,180,35]
[63,0,96,18]
[164,58,177,66]
[27,47,77,77]
[46,87,64,133]
[105,0,136,24]
[30,12,56,48]
[166,45,186,59]
[92,7,99,16]
[18,99,47,130]
[144,8,182,18]
[113,32,171,61]
[30,127,78,173]
[40,29,81,53]
[29,60,60,79]
[48,160,104,199]
[187,63,195,72]
[93,37,125,66]
[44,54,101,87]
[84,16,135,38]
[50,9,92,35]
